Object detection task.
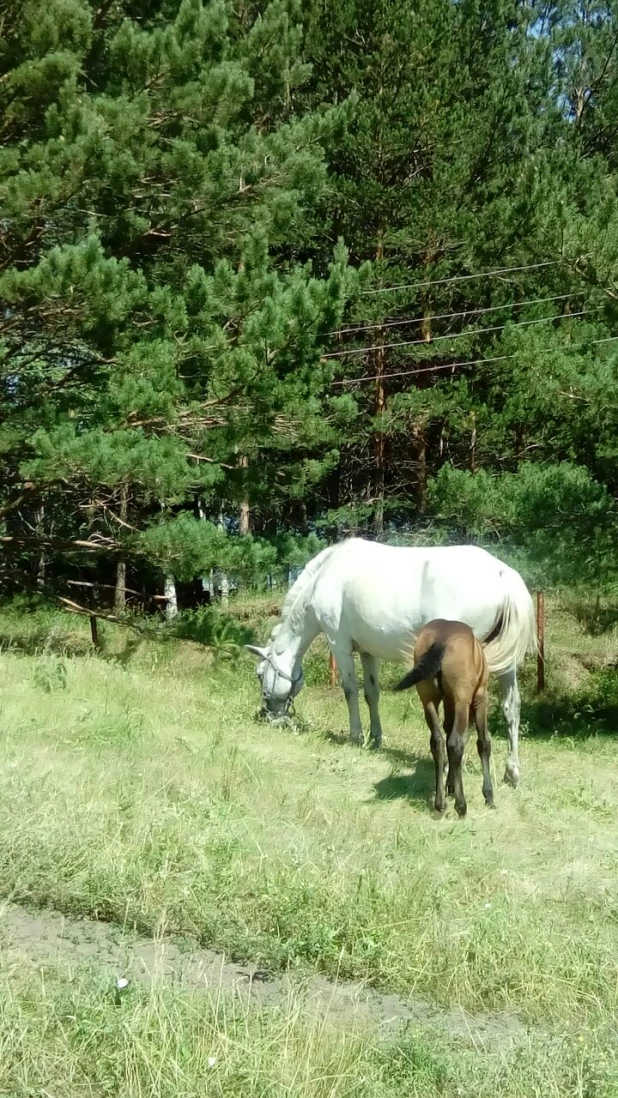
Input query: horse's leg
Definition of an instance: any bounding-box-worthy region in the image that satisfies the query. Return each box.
[331,647,364,744]
[443,698,455,797]
[474,693,494,808]
[447,703,468,818]
[498,667,521,787]
[360,652,382,748]
[423,700,446,813]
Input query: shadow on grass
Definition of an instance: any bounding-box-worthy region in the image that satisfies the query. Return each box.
[567,597,618,637]
[373,758,436,805]
[0,626,93,657]
[324,729,424,767]
[324,730,436,805]
[517,698,618,741]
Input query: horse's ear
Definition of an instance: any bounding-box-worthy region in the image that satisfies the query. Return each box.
[245,644,268,659]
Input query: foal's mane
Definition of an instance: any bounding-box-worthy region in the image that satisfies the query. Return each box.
[271,544,338,643]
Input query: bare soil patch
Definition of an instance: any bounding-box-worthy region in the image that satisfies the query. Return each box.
[0,901,527,1049]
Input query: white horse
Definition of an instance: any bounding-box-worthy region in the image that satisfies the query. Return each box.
[246,538,536,786]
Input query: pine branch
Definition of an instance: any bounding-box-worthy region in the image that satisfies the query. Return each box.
[0,534,123,554]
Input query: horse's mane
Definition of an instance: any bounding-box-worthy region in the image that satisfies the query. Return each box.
[271,544,339,645]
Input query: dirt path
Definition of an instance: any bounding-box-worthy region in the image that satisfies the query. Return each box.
[0,902,527,1049]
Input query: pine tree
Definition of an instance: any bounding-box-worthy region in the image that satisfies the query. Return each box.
[0,0,354,600]
[297,0,563,535]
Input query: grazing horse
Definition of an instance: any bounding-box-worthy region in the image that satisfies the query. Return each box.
[245,538,536,786]
[395,619,492,817]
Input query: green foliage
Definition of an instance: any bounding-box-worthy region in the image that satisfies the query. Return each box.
[1,0,618,594]
[0,0,354,591]
[169,605,254,650]
[429,461,618,586]
[33,656,68,692]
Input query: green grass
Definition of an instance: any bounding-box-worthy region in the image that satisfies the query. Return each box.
[0,594,616,1095]
[1,950,614,1098]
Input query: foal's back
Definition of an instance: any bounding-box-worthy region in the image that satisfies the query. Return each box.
[415,619,487,707]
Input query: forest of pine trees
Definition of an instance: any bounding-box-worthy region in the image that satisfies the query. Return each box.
[1,0,617,607]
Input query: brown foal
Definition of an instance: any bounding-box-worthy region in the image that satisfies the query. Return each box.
[395,619,494,817]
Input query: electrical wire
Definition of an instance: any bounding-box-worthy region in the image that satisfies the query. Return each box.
[331,334,618,387]
[360,260,557,296]
[322,310,592,360]
[328,292,585,338]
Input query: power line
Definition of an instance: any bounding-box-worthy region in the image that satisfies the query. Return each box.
[328,292,585,338]
[360,260,557,296]
[332,353,514,386]
[331,334,618,387]
[322,310,592,360]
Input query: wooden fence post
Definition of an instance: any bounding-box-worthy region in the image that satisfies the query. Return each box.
[329,651,337,687]
[90,614,100,650]
[536,590,545,695]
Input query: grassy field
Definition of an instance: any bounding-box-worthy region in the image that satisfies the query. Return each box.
[0,595,617,1096]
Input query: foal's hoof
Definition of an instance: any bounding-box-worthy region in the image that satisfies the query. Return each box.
[455,801,467,819]
[503,762,520,788]
[434,798,446,814]
[369,738,382,751]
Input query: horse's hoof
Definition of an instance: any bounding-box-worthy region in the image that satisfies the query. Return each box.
[369,738,382,751]
[503,763,520,788]
[456,802,467,819]
[434,800,446,814]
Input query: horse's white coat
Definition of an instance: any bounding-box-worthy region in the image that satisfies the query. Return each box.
[247,538,536,785]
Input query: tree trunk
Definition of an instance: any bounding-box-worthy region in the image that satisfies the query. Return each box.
[164,574,178,619]
[374,350,385,537]
[469,412,477,473]
[35,505,46,590]
[217,510,229,605]
[219,570,229,607]
[197,499,212,598]
[412,425,427,511]
[409,303,431,511]
[114,482,129,612]
[238,454,250,535]
[373,233,385,538]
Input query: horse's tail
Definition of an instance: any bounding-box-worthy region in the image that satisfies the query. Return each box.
[483,565,537,674]
[395,642,445,691]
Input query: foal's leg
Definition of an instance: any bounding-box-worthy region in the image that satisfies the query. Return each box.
[422,700,446,813]
[447,703,468,818]
[497,667,521,787]
[330,646,364,744]
[443,699,455,797]
[360,652,382,748]
[474,694,494,808]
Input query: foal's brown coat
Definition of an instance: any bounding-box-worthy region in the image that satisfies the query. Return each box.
[395,619,494,817]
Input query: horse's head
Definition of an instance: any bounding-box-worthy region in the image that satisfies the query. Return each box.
[245,644,304,717]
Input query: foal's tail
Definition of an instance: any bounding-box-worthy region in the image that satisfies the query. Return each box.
[483,564,537,674]
[395,642,445,692]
